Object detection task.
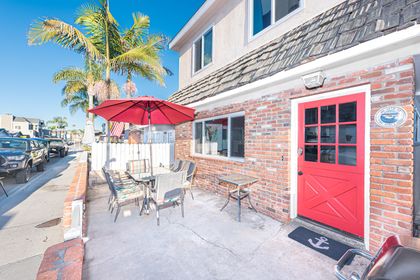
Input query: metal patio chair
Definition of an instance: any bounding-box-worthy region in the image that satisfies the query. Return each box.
[152,171,187,226]
[169,159,181,172]
[103,167,144,221]
[183,161,196,200]
[126,159,150,175]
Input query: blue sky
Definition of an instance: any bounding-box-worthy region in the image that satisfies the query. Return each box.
[0,0,205,129]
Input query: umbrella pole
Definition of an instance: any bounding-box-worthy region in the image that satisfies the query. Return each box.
[106,121,110,169]
[148,111,153,176]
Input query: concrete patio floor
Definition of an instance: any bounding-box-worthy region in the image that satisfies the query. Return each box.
[83,179,364,280]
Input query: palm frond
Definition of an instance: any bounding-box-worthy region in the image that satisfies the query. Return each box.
[63,81,87,96]
[28,18,102,60]
[53,67,86,84]
[123,13,150,47]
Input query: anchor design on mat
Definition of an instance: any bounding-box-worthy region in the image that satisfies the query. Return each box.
[308,236,330,250]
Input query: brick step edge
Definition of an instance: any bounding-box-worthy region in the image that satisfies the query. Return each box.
[36,238,84,280]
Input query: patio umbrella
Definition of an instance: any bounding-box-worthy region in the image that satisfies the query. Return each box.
[89,96,195,174]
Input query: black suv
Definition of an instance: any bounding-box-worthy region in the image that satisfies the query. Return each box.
[47,138,69,157]
[0,138,48,183]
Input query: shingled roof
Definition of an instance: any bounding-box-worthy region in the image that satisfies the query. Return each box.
[169,0,420,105]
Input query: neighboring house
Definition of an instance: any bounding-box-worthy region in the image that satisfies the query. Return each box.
[0,114,45,137]
[128,125,175,144]
[169,0,420,251]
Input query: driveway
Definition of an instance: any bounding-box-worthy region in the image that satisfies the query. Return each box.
[84,180,365,280]
[0,152,80,280]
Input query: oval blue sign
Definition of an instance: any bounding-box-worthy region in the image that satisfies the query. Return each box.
[375,106,407,128]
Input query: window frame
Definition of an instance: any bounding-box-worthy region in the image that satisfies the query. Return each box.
[249,0,304,40]
[192,112,245,162]
[192,26,214,75]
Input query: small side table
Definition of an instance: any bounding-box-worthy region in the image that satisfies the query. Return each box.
[0,177,7,197]
[219,174,258,222]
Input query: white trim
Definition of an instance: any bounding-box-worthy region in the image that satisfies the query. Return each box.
[192,26,214,75]
[169,0,217,50]
[248,0,304,40]
[192,111,245,162]
[189,24,420,112]
[290,84,371,250]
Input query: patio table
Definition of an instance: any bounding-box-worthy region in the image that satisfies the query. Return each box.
[127,167,171,215]
[219,173,258,222]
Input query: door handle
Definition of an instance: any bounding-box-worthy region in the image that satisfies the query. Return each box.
[298,171,303,176]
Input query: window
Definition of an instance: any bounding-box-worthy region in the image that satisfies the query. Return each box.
[193,27,213,73]
[415,107,420,143]
[252,0,301,36]
[303,101,358,166]
[194,113,245,160]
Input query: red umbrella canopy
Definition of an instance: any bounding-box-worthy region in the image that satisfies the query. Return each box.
[89,96,195,125]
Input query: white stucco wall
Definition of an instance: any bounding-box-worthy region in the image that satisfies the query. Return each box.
[173,0,346,90]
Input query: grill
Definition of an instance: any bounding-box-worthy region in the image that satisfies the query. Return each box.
[0,156,6,166]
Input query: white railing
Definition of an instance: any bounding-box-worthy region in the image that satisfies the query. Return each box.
[91,142,175,171]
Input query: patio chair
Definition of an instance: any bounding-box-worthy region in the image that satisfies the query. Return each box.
[126,159,150,175]
[109,179,144,222]
[103,167,144,221]
[169,159,181,172]
[152,171,187,226]
[183,161,196,200]
[177,160,190,172]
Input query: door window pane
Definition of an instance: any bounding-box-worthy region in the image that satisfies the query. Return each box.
[305,127,318,143]
[321,146,336,164]
[203,29,213,66]
[205,118,228,157]
[339,146,356,166]
[275,0,300,21]
[320,126,336,143]
[253,0,272,35]
[339,124,356,144]
[305,145,318,162]
[194,39,202,72]
[194,122,203,154]
[339,102,357,122]
[230,116,245,158]
[321,105,336,124]
[305,108,318,125]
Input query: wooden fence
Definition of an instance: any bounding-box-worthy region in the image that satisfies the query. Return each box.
[91,142,175,171]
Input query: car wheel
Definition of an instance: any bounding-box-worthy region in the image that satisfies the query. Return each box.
[36,162,45,172]
[60,149,65,158]
[16,165,30,184]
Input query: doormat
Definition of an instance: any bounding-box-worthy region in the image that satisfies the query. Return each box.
[288,226,353,261]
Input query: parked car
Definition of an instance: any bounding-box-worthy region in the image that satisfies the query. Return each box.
[0,137,48,183]
[47,138,68,157]
[0,129,10,137]
[29,138,50,162]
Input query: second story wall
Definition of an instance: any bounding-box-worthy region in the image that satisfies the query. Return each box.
[172,0,346,90]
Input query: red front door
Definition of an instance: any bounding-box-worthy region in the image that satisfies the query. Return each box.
[298,93,365,237]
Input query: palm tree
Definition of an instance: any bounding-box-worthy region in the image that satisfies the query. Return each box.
[48,117,68,139]
[119,13,168,98]
[53,59,101,119]
[28,0,167,102]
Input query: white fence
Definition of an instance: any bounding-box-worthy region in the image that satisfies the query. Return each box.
[91,142,175,171]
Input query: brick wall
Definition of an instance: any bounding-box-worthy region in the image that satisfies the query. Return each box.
[63,159,88,231]
[37,153,89,280]
[175,57,415,251]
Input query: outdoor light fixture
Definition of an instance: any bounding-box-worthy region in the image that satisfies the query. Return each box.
[302,71,326,89]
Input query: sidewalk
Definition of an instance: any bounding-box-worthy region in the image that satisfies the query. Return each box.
[0,153,79,280]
